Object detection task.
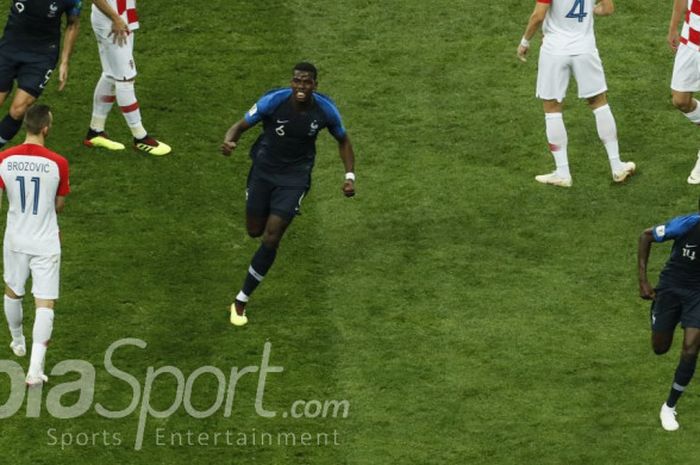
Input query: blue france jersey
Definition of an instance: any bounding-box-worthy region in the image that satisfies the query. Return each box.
[243,88,346,186]
[653,213,700,288]
[1,0,81,56]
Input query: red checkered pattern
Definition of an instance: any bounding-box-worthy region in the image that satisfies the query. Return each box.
[114,0,139,29]
[681,0,700,49]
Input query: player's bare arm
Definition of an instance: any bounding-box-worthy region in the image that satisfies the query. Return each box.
[337,135,356,197]
[221,119,251,156]
[638,228,656,300]
[92,0,129,46]
[593,0,614,16]
[55,196,66,214]
[58,15,80,92]
[669,0,688,52]
[517,2,549,63]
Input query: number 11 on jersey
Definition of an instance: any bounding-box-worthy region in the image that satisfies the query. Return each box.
[15,176,40,215]
[566,0,587,22]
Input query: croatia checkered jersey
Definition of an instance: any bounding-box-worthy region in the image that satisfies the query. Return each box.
[538,0,597,56]
[92,0,139,31]
[0,144,70,256]
[681,0,700,50]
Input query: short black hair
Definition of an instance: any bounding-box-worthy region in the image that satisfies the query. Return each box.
[24,104,51,135]
[293,62,317,81]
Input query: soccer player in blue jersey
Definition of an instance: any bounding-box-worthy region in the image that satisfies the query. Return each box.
[0,0,81,147]
[639,201,700,431]
[221,62,356,326]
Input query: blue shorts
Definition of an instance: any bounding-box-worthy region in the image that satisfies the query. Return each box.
[246,166,308,222]
[0,43,56,98]
[651,287,700,332]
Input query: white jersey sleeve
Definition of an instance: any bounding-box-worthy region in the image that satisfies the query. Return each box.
[540,0,598,55]
[0,144,70,256]
[91,0,139,31]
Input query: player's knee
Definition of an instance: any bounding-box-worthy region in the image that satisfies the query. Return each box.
[261,232,281,250]
[4,288,22,300]
[247,227,263,238]
[653,345,671,355]
[672,95,694,113]
[587,94,606,108]
[652,336,672,355]
[681,345,700,361]
[8,102,29,120]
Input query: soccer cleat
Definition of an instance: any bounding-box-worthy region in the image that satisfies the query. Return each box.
[613,161,636,183]
[230,301,248,327]
[134,136,172,156]
[9,337,25,357]
[25,372,48,387]
[535,172,572,187]
[83,130,126,150]
[660,403,679,431]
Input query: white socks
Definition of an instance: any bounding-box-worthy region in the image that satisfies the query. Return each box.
[91,75,149,139]
[3,295,23,342]
[545,112,570,179]
[115,80,147,139]
[29,308,54,376]
[90,74,116,132]
[593,104,624,172]
[545,106,626,178]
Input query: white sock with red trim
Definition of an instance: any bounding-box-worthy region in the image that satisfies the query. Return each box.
[545,112,570,179]
[90,74,116,132]
[29,308,53,375]
[115,80,147,139]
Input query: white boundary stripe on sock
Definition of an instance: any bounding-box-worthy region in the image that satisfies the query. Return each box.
[248,266,264,282]
[672,382,687,392]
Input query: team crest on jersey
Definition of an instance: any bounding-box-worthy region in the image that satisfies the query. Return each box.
[48,2,58,17]
[307,120,319,136]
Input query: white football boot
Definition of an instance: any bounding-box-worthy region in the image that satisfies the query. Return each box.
[660,403,679,431]
[535,172,572,187]
[613,161,636,183]
[9,337,25,357]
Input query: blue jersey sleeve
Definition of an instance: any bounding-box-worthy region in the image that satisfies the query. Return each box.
[68,0,82,17]
[243,88,291,126]
[315,93,346,140]
[652,213,700,242]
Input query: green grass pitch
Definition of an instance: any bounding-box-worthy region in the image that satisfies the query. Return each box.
[0,0,697,463]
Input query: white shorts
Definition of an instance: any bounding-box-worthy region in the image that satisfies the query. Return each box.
[3,246,60,300]
[93,26,137,81]
[536,50,607,102]
[671,43,700,92]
